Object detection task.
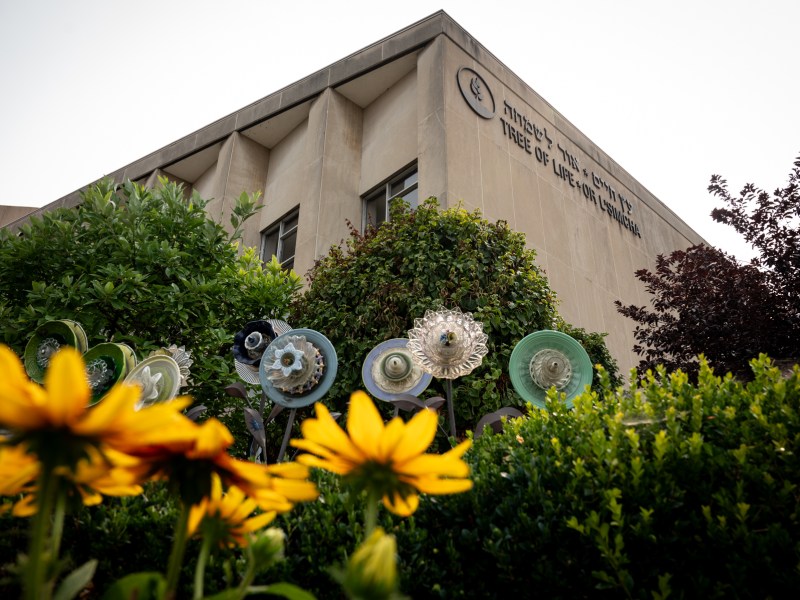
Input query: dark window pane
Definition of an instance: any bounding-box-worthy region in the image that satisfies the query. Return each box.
[281,229,297,263]
[365,195,386,227]
[364,165,416,230]
[402,187,418,209]
[262,230,279,262]
[283,213,298,233]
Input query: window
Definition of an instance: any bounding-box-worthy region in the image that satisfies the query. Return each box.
[363,164,418,229]
[260,208,298,270]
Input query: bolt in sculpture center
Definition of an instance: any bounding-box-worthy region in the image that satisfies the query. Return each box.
[529,349,572,391]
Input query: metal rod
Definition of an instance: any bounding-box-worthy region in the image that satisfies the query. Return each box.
[446,379,457,439]
[277,408,297,462]
[259,391,268,464]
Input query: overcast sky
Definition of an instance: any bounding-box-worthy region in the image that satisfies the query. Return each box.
[1,0,797,262]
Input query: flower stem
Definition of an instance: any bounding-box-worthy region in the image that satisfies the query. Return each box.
[235,544,257,598]
[446,379,457,439]
[24,466,58,600]
[50,488,67,563]
[165,501,191,599]
[364,490,379,538]
[193,532,213,600]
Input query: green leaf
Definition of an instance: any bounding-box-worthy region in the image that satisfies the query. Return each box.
[101,571,166,600]
[246,582,317,600]
[53,559,97,600]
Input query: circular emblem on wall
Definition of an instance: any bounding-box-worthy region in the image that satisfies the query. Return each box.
[457,67,495,119]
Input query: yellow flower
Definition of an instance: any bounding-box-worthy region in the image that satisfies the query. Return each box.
[0,443,39,514]
[124,417,318,507]
[252,461,321,513]
[291,391,472,516]
[188,474,276,547]
[58,446,144,507]
[2,442,145,517]
[0,345,193,467]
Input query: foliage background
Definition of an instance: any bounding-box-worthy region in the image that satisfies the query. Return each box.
[290,198,619,434]
[617,155,800,379]
[0,179,300,454]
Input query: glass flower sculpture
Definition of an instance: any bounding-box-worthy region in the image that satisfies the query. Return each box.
[232,321,278,367]
[406,308,488,379]
[130,365,163,405]
[263,335,325,395]
[152,344,193,388]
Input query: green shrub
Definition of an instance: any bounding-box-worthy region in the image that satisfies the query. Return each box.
[0,483,232,598]
[290,198,619,434]
[0,179,301,454]
[261,356,800,598]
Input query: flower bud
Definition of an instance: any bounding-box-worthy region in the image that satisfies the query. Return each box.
[250,527,285,571]
[343,528,399,600]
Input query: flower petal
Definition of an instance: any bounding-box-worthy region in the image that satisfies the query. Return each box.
[347,391,385,459]
[382,491,419,516]
[389,408,438,464]
[43,347,90,427]
[188,500,208,536]
[300,403,365,464]
[397,453,470,478]
[187,418,234,458]
[296,453,353,476]
[407,476,473,495]
[376,417,405,463]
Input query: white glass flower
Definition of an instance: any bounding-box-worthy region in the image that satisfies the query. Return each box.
[406,308,488,379]
[129,365,163,409]
[85,358,113,392]
[270,342,304,376]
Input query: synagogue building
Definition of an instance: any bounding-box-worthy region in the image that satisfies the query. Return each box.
[11,11,704,371]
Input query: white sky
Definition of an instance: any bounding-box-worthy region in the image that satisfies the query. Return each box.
[1,0,798,262]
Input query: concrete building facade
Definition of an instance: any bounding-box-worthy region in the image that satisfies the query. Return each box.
[12,11,704,371]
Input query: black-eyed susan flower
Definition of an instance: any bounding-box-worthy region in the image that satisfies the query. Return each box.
[121,416,318,508]
[6,445,144,518]
[291,391,472,517]
[188,474,291,599]
[0,442,38,514]
[188,474,277,548]
[59,446,144,507]
[0,344,195,599]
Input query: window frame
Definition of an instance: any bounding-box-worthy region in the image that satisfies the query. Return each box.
[362,163,418,230]
[260,207,299,270]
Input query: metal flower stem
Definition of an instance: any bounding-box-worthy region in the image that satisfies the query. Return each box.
[258,390,268,462]
[277,408,297,462]
[446,379,456,438]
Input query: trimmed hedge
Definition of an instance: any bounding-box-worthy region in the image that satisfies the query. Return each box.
[263,356,800,598]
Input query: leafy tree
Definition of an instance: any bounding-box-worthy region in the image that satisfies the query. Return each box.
[616,154,800,378]
[709,155,800,326]
[615,245,790,379]
[0,179,301,450]
[289,198,619,433]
